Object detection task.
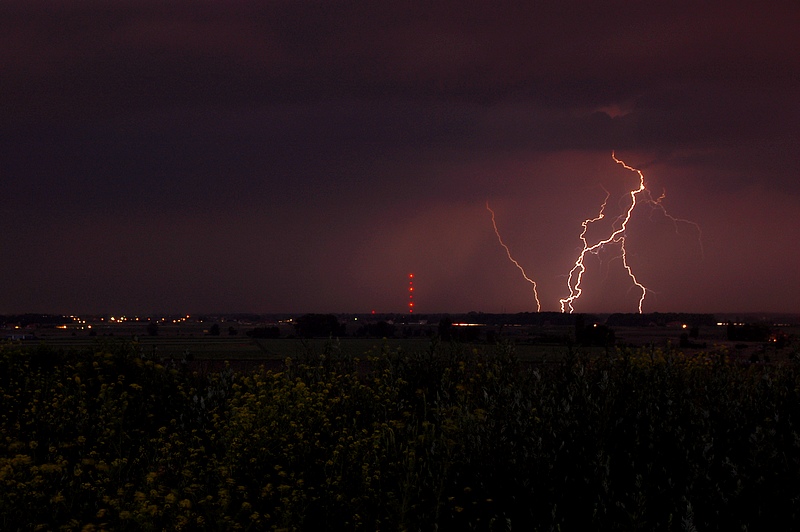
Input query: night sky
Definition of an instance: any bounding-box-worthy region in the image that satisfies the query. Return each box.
[1,1,798,315]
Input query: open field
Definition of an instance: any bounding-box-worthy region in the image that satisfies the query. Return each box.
[9,334,580,361]
[5,322,798,364]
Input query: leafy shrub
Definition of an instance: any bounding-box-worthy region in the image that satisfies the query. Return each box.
[1,340,800,530]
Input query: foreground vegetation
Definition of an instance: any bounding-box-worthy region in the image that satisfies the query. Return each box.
[2,339,800,530]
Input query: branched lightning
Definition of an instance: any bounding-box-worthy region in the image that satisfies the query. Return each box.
[644,189,704,259]
[559,152,648,313]
[488,152,700,314]
[486,202,541,312]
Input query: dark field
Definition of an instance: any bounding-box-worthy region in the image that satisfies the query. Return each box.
[9,318,796,365]
[3,332,800,530]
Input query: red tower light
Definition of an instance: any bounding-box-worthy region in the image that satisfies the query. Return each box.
[408,273,414,313]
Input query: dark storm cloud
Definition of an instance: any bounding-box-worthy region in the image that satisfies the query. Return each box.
[3,1,796,111]
[1,1,798,313]
[2,1,796,162]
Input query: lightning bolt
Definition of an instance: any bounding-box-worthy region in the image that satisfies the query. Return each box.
[486,202,542,312]
[645,189,704,259]
[559,153,648,313]
[487,152,700,314]
[560,152,702,313]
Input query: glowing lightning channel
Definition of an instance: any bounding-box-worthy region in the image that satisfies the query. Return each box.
[486,202,542,312]
[559,152,648,314]
[487,152,700,314]
[645,189,705,260]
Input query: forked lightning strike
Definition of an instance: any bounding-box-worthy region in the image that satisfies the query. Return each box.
[560,152,648,313]
[486,202,542,312]
[645,189,704,260]
[489,152,701,314]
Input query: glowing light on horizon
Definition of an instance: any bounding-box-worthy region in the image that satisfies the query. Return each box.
[486,202,542,312]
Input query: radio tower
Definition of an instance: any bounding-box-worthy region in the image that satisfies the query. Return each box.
[408,273,414,313]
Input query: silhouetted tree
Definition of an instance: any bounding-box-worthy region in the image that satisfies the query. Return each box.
[372,321,396,338]
[575,315,615,347]
[295,314,344,338]
[246,326,281,339]
[727,323,770,342]
[455,325,481,342]
[680,332,690,348]
[438,316,453,341]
